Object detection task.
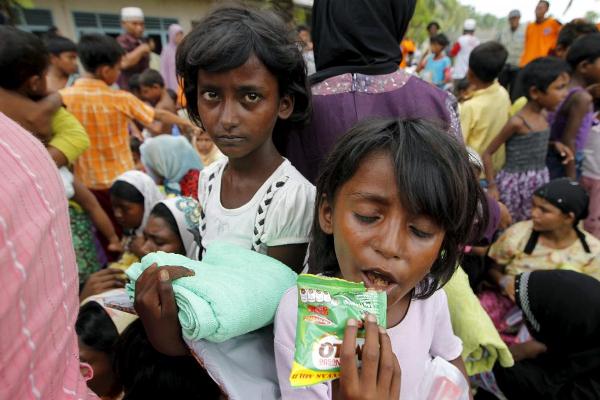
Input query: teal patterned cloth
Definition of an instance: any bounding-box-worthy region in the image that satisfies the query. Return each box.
[126,241,297,342]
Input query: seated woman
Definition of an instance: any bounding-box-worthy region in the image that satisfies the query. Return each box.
[480,178,600,344]
[140,135,204,199]
[479,270,600,400]
[109,170,164,266]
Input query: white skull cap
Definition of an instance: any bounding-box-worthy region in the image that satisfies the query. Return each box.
[121,7,144,22]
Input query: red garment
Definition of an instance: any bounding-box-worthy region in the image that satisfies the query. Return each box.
[180,169,200,200]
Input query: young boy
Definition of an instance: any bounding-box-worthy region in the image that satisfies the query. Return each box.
[192,129,224,167]
[45,35,79,91]
[418,33,451,89]
[138,68,177,135]
[59,34,196,200]
[547,32,598,179]
[460,42,510,176]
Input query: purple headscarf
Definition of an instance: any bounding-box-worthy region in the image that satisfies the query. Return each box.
[160,24,183,92]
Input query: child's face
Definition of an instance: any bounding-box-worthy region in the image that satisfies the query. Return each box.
[581,57,600,86]
[430,42,443,55]
[140,215,185,256]
[111,195,144,230]
[195,131,214,154]
[140,84,162,104]
[534,72,569,111]
[319,151,445,311]
[98,62,122,86]
[51,51,78,75]
[196,55,293,160]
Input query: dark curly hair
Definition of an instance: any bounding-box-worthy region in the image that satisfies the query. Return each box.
[175,5,310,138]
[310,118,488,299]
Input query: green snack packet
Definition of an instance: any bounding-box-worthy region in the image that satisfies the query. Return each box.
[289,274,387,387]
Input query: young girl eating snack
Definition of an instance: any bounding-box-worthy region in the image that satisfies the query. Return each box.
[274,118,487,399]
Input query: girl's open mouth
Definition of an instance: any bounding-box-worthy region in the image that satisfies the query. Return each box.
[362,270,399,294]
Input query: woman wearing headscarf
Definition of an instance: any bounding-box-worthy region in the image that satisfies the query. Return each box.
[281,0,462,183]
[160,24,184,92]
[140,135,203,199]
[480,178,600,344]
[480,270,600,399]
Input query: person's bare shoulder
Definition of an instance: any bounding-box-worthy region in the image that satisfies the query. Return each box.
[157,91,176,113]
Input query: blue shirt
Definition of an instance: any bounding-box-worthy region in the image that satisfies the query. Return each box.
[424,54,451,88]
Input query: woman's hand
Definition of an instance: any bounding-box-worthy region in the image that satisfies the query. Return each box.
[134,263,194,356]
[551,141,575,165]
[80,268,127,302]
[500,275,516,302]
[337,314,401,400]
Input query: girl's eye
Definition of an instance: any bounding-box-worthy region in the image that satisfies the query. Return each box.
[353,212,379,224]
[201,91,219,101]
[243,93,261,103]
[410,225,433,239]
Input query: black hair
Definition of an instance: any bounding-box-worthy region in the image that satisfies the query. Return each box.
[566,33,600,69]
[430,33,449,48]
[130,136,142,154]
[538,0,550,9]
[129,73,141,91]
[311,118,487,299]
[114,319,222,399]
[469,41,508,83]
[427,21,441,31]
[78,33,125,73]
[138,68,164,87]
[149,202,185,254]
[176,6,310,134]
[45,35,77,55]
[76,301,119,354]
[0,26,49,90]
[557,21,598,50]
[110,180,144,203]
[520,57,571,100]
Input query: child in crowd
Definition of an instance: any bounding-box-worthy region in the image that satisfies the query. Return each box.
[45,35,79,91]
[554,20,598,60]
[128,73,142,99]
[547,33,599,179]
[138,68,178,135]
[274,118,487,399]
[460,42,511,176]
[109,170,164,263]
[132,5,315,360]
[59,34,197,246]
[140,135,203,199]
[418,33,451,89]
[582,120,600,239]
[192,129,225,167]
[130,136,145,171]
[483,57,571,221]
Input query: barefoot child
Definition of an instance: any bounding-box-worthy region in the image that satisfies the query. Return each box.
[275,118,488,399]
[483,57,572,221]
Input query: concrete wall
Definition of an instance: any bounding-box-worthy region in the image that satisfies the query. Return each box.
[31,0,217,39]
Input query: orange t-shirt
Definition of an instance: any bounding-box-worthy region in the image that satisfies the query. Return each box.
[400,39,416,69]
[520,18,561,67]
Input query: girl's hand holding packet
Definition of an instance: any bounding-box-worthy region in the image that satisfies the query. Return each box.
[290,274,387,387]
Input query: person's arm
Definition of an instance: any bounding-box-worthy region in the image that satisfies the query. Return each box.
[449,42,461,58]
[152,109,197,133]
[483,117,519,200]
[560,91,593,179]
[47,146,69,168]
[0,89,62,140]
[121,43,152,70]
[267,243,308,274]
[72,178,123,253]
[449,357,474,400]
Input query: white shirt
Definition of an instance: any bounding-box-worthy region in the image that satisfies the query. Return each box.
[198,158,315,255]
[583,123,600,179]
[452,34,481,80]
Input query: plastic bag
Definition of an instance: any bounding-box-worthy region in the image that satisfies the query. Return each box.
[417,357,470,400]
[289,274,387,387]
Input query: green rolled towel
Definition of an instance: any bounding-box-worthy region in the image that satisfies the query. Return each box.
[125,241,298,343]
[444,266,514,375]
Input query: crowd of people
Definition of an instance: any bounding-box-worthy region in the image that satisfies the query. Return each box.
[1,0,600,399]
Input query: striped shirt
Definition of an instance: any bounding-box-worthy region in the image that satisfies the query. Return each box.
[0,112,97,399]
[60,78,155,189]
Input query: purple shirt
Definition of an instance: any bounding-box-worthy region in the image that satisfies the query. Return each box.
[117,33,150,90]
[548,86,594,152]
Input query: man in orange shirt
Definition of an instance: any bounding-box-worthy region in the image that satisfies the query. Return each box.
[520,0,562,67]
